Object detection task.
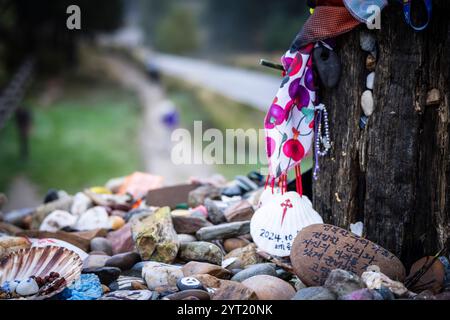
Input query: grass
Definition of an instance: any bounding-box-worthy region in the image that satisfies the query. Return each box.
[164,77,312,180]
[0,74,142,195]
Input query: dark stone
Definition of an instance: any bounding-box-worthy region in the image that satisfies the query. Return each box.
[235,176,258,192]
[90,237,113,256]
[105,252,141,271]
[82,267,121,285]
[313,45,341,88]
[44,189,59,204]
[247,171,265,187]
[231,264,277,282]
[196,221,250,241]
[172,215,212,234]
[164,289,210,301]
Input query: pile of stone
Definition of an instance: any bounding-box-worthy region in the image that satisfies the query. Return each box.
[0,172,449,300]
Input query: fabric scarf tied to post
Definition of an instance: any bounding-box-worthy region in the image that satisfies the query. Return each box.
[264,43,316,195]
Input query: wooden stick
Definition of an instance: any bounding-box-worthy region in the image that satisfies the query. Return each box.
[260,59,285,72]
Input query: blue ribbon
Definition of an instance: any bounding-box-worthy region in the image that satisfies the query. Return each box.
[401,0,432,31]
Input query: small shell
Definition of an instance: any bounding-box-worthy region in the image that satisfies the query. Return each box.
[250,192,323,257]
[0,246,83,300]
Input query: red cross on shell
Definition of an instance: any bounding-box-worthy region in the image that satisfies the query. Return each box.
[280,199,293,226]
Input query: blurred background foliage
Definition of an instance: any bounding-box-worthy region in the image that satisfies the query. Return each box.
[140,0,308,54]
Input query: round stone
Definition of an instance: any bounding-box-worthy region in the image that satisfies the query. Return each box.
[90,237,113,256]
[241,275,296,300]
[361,90,374,116]
[290,224,406,287]
[176,277,206,291]
[366,72,375,90]
[16,278,39,296]
[164,289,210,300]
[231,263,277,282]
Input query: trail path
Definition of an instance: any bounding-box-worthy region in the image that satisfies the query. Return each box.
[3,175,41,212]
[97,54,212,185]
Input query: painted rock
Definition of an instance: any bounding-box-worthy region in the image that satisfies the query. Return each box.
[176,277,206,291]
[242,275,295,300]
[290,224,406,286]
[361,90,374,116]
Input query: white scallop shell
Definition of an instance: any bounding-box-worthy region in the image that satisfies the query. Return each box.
[257,187,282,208]
[0,246,83,300]
[250,191,323,257]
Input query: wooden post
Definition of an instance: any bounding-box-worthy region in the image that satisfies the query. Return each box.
[313,1,449,267]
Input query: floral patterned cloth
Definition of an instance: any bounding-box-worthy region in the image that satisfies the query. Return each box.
[265,43,316,180]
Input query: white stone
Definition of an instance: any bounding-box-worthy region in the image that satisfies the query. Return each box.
[350,221,364,236]
[39,210,77,232]
[75,206,111,231]
[366,72,375,90]
[71,192,93,216]
[142,262,183,290]
[361,90,375,116]
[16,278,39,296]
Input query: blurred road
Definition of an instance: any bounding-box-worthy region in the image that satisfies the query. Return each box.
[149,53,281,111]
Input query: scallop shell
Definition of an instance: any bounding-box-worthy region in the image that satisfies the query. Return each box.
[250,191,323,257]
[257,187,281,208]
[0,246,82,300]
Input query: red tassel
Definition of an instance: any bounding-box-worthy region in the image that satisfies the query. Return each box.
[264,174,270,190]
[270,177,275,194]
[295,164,303,197]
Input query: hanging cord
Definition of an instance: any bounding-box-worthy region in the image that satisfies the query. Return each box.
[313,103,331,180]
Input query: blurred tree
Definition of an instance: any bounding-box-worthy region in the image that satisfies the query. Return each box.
[154,6,199,54]
[0,0,124,76]
[204,0,308,52]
